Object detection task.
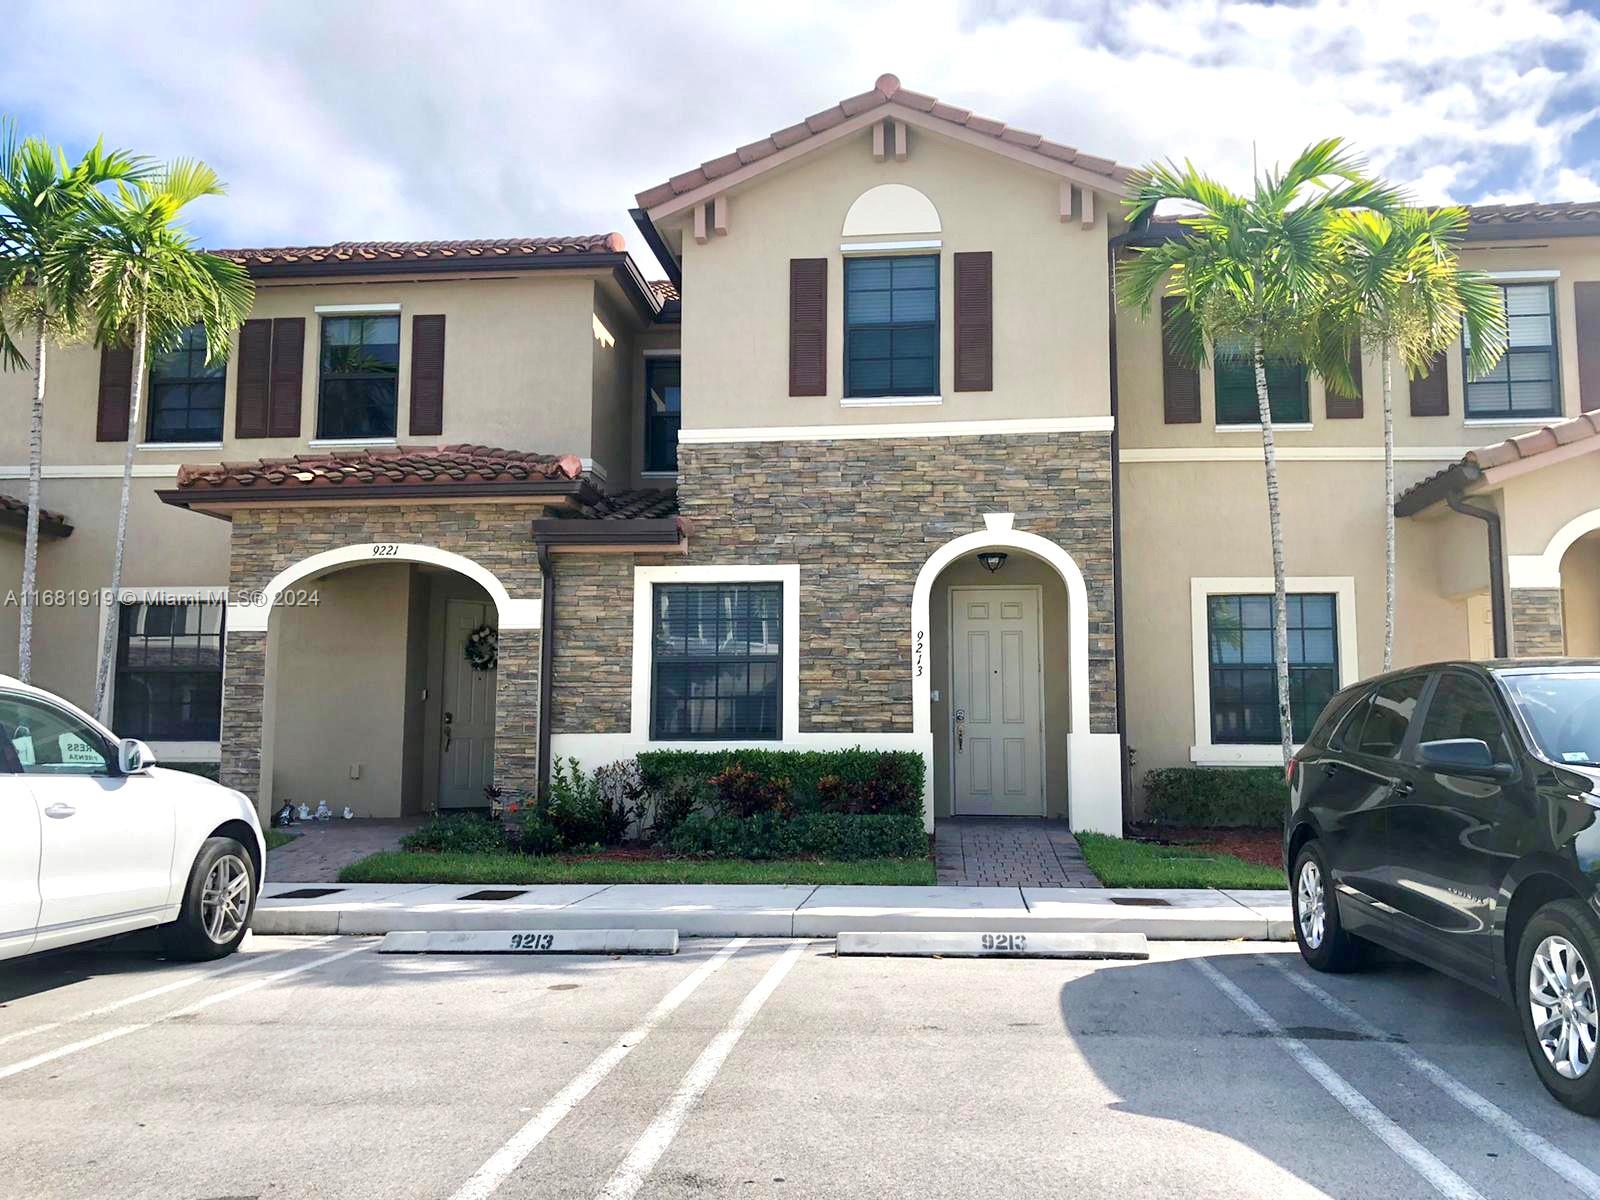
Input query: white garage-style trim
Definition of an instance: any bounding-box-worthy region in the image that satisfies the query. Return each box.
[1188,576,1359,767]
[227,542,541,632]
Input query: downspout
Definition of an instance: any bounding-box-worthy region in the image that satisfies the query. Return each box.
[536,542,556,803]
[1106,224,1141,828]
[1446,493,1509,658]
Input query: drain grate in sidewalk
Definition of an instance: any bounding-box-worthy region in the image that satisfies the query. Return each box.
[275,887,345,900]
[1109,897,1171,907]
[459,889,529,901]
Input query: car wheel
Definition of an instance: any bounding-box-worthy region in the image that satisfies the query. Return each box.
[1292,841,1363,972]
[161,836,256,961]
[1516,900,1600,1114]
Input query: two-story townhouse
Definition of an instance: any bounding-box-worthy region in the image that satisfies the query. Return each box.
[9,74,1600,837]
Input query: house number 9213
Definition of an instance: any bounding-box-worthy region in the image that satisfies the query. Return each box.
[915,629,925,677]
[508,933,555,951]
[981,934,1026,952]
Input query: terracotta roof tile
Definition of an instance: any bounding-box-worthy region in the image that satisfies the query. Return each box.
[570,488,680,521]
[648,279,679,303]
[211,234,626,269]
[0,491,71,536]
[1466,201,1600,240]
[173,444,585,495]
[635,74,1134,209]
[1396,411,1600,512]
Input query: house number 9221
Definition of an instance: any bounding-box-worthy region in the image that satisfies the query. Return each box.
[371,544,401,557]
[981,934,1026,952]
[508,933,555,951]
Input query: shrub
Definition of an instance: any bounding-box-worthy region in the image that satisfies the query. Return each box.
[666,811,926,860]
[402,812,508,854]
[709,763,792,819]
[1142,767,1287,829]
[546,758,607,849]
[594,760,645,843]
[516,809,563,855]
[648,775,705,842]
[638,749,923,815]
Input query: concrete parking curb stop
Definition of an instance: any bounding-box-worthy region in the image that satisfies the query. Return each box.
[254,882,1292,941]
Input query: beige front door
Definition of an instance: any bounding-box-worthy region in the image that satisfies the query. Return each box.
[439,598,497,809]
[950,586,1045,816]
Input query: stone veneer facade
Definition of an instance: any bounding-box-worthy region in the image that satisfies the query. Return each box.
[1510,587,1566,657]
[546,431,1118,737]
[218,503,547,798]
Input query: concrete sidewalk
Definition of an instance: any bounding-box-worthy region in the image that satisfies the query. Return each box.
[253,881,1293,940]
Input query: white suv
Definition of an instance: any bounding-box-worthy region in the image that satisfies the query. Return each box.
[0,675,264,962]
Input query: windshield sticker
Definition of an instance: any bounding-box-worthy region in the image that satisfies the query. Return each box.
[1563,751,1594,764]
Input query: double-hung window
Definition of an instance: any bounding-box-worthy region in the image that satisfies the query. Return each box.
[146,324,225,443]
[1214,336,1309,425]
[112,599,225,743]
[644,357,681,473]
[651,583,781,739]
[1465,282,1560,419]
[317,315,400,439]
[844,255,938,398]
[1207,593,1339,744]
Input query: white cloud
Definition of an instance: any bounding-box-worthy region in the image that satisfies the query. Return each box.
[6,0,1597,277]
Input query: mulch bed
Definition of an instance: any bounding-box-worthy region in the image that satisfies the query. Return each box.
[1125,822,1283,870]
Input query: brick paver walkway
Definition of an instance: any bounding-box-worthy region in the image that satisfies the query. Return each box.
[934,818,1101,887]
[268,818,423,883]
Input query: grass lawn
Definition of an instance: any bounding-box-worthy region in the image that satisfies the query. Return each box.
[264,828,296,852]
[338,851,936,887]
[1076,832,1285,890]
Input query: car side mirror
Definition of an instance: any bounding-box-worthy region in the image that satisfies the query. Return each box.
[1418,738,1514,779]
[118,738,156,775]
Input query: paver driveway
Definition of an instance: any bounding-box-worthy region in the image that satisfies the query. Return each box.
[3,933,1598,1199]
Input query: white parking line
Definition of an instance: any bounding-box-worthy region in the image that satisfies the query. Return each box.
[1194,958,1484,1200]
[0,936,337,1051]
[447,939,749,1200]
[1261,955,1600,1199]
[595,940,810,1200]
[0,940,370,1082]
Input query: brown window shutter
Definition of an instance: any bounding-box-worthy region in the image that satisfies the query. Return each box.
[1326,339,1365,419]
[1410,350,1449,416]
[96,344,134,442]
[1577,282,1600,412]
[267,318,304,438]
[953,251,993,392]
[409,314,446,435]
[234,319,272,438]
[789,258,827,397]
[1159,297,1200,423]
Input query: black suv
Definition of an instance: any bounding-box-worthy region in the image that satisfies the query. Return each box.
[1286,660,1600,1113]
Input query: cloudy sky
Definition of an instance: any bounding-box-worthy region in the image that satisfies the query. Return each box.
[8,0,1599,277]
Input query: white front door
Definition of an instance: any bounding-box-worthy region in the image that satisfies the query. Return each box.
[0,775,41,959]
[439,598,497,808]
[950,586,1045,816]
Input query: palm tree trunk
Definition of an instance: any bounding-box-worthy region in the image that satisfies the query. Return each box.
[94,306,147,721]
[1253,336,1294,765]
[1382,342,1396,671]
[18,311,48,684]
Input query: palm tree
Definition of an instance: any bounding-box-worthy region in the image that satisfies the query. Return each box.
[0,125,146,681]
[55,160,253,719]
[1320,207,1508,668]
[1119,140,1404,764]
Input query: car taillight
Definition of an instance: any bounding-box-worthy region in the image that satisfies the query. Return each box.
[1285,753,1299,785]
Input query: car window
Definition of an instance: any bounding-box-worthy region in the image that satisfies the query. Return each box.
[1416,673,1515,766]
[1329,693,1373,752]
[0,694,115,777]
[1355,675,1428,759]
[1499,671,1600,766]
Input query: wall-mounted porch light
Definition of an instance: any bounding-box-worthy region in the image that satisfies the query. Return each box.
[977,551,1008,574]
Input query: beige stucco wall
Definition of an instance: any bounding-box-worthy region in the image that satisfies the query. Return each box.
[1120,458,1471,797]
[1562,534,1600,657]
[677,127,1111,429]
[268,563,420,818]
[929,554,1071,820]
[1495,452,1600,557]
[590,284,640,488]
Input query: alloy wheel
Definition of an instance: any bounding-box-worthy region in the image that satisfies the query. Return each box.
[1530,934,1599,1080]
[1297,858,1326,950]
[201,854,251,945]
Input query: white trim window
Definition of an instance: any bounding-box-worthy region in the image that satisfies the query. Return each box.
[102,587,228,761]
[1189,577,1358,766]
[632,565,801,741]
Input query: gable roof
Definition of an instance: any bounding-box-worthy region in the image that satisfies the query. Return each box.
[1465,201,1600,241]
[213,234,627,272]
[1396,411,1600,516]
[634,73,1134,215]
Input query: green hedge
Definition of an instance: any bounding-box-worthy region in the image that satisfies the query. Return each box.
[1142,767,1287,829]
[636,749,925,815]
[665,811,928,860]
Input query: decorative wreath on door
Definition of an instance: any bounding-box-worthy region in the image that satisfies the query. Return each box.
[464,624,499,672]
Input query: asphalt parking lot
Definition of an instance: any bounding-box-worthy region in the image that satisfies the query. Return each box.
[5,934,1600,1200]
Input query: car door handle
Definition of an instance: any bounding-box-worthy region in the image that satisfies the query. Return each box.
[43,803,76,819]
[1390,781,1415,798]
